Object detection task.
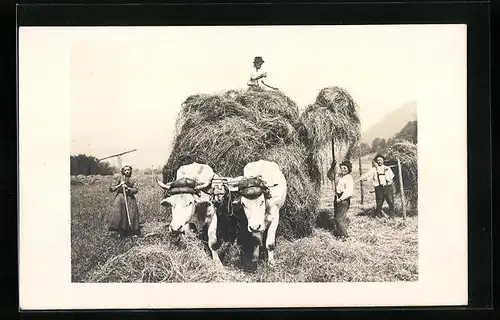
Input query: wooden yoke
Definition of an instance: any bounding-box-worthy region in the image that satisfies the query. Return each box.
[211,176,245,194]
[210,175,268,194]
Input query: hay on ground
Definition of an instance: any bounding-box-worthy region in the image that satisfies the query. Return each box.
[88,232,244,283]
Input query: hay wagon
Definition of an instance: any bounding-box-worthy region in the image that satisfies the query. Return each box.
[161,87,362,239]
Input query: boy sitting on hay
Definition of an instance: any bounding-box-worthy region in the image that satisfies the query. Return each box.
[247,56,279,92]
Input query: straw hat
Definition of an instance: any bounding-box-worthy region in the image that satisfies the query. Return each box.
[339,160,352,174]
[373,154,386,161]
[253,56,265,64]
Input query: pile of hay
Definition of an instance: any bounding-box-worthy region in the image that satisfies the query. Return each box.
[261,144,321,239]
[300,86,361,162]
[162,87,360,240]
[88,232,244,283]
[166,90,303,177]
[385,141,418,212]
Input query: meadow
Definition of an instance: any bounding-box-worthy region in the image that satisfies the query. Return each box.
[71,154,418,283]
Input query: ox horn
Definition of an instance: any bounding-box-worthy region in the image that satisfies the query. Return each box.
[194,173,217,190]
[156,177,172,190]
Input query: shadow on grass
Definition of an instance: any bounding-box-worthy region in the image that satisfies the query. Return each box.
[315,209,354,237]
[316,209,334,230]
[357,203,418,218]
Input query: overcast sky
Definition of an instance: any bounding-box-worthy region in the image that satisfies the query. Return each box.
[67,25,459,169]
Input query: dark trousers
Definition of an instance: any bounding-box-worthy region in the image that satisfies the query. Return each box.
[374,184,395,217]
[334,197,350,237]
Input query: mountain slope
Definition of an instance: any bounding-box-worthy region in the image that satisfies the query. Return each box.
[362,101,417,144]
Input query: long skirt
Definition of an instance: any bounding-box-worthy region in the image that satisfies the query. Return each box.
[108,193,140,236]
[334,197,350,238]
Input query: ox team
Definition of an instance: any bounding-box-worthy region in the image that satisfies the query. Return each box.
[156,160,286,268]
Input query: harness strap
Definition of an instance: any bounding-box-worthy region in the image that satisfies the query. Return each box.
[376,167,387,186]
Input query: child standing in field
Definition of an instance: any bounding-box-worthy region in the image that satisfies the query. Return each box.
[327,160,354,240]
[108,164,141,237]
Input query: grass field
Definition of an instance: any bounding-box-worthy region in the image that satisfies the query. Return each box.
[71,154,418,283]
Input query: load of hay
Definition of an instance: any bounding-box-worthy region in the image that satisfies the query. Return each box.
[162,87,360,240]
[385,141,418,213]
[300,86,361,162]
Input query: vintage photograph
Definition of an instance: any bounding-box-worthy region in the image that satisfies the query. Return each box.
[69,26,419,283]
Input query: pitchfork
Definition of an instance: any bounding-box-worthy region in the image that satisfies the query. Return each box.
[122,180,132,229]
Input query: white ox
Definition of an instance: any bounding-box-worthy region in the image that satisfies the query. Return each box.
[156,162,222,266]
[234,160,287,267]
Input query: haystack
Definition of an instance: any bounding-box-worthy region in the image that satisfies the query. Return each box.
[300,86,361,163]
[385,141,418,212]
[261,144,321,239]
[88,232,244,283]
[162,87,360,240]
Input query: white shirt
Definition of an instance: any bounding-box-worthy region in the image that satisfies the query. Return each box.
[366,165,395,187]
[248,67,266,88]
[336,174,354,201]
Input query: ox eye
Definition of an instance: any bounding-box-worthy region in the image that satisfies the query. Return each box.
[241,203,246,208]
[186,202,193,207]
[260,200,264,206]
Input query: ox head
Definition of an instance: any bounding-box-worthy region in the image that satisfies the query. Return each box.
[156,177,211,233]
[233,176,274,233]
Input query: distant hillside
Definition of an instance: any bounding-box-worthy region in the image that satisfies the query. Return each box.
[362,101,417,144]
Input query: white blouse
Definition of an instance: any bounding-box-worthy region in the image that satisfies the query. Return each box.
[248,67,266,88]
[336,174,354,201]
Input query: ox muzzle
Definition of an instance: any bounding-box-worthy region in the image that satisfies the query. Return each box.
[235,176,278,233]
[156,177,203,233]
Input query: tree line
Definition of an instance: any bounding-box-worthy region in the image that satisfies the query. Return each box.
[70,154,118,176]
[355,120,417,158]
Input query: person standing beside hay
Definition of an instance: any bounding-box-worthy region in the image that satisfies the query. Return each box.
[108,164,141,237]
[247,56,279,91]
[357,154,396,218]
[328,160,354,240]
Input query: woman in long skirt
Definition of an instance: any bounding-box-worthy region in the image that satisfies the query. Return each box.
[333,161,354,240]
[108,164,140,237]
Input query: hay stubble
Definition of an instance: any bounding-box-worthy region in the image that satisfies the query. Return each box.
[72,169,418,283]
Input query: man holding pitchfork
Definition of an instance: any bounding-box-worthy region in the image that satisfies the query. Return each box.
[108,164,141,237]
[327,160,354,240]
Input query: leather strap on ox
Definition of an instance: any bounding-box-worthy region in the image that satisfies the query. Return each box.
[167,177,201,196]
[237,177,272,200]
